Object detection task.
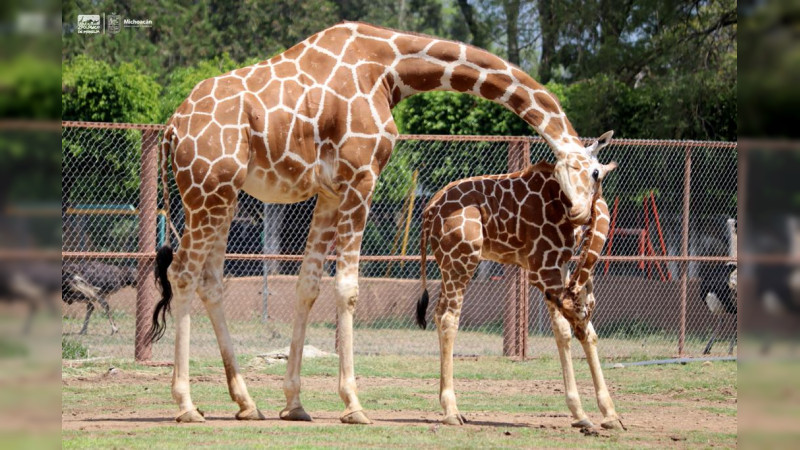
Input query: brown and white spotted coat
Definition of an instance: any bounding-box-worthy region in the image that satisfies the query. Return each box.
[153,21,615,425]
[417,154,622,429]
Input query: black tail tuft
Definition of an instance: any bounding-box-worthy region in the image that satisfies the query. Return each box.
[148,246,174,343]
[416,289,430,329]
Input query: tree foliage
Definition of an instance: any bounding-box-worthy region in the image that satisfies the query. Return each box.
[62,56,162,205]
[61,0,736,142]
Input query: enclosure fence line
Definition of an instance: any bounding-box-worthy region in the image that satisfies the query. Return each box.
[60,121,737,362]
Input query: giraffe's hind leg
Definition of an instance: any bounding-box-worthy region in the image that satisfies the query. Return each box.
[196,199,264,420]
[281,192,339,422]
[432,210,482,425]
[168,215,215,423]
[435,267,476,425]
[168,133,249,423]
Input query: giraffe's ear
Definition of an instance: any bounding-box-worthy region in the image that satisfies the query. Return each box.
[588,130,614,157]
[600,161,618,179]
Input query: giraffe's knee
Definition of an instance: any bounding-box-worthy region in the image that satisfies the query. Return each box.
[335,274,359,310]
[578,323,598,345]
[296,276,320,310]
[552,316,573,344]
[437,309,460,335]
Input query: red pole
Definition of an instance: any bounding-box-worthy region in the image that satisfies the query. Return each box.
[135,130,159,362]
[649,192,671,280]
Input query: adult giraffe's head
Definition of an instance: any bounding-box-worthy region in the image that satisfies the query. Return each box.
[552,130,618,225]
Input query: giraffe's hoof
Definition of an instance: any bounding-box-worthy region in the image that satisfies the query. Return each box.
[236,408,266,420]
[176,408,205,423]
[601,418,625,430]
[340,410,372,425]
[571,418,595,429]
[442,413,467,425]
[280,406,313,422]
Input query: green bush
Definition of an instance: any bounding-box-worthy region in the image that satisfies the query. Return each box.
[62,56,163,205]
[0,55,61,119]
[62,55,161,124]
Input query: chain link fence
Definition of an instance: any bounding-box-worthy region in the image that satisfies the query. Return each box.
[61,122,737,361]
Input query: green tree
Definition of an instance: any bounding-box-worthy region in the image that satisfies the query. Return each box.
[62,55,162,205]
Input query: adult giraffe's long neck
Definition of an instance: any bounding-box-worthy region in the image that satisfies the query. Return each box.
[349,23,583,151]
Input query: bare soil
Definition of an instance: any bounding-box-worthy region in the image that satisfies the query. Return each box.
[62,369,736,439]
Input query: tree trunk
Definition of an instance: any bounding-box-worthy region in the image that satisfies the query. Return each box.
[538,0,556,83]
[503,0,521,66]
[456,0,488,48]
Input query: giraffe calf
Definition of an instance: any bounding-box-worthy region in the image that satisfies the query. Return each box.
[416,159,623,430]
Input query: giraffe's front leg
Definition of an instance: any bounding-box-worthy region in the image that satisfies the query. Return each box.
[546,301,592,428]
[281,194,338,422]
[576,320,623,430]
[332,175,377,425]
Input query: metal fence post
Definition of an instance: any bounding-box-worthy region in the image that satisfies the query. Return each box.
[503,140,530,357]
[135,130,159,362]
[678,144,692,357]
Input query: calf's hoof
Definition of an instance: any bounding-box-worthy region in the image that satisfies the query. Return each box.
[280,406,312,422]
[571,418,595,429]
[236,408,266,420]
[176,408,205,423]
[340,410,372,425]
[442,413,467,425]
[601,418,625,430]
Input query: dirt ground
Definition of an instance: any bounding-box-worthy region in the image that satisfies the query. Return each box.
[62,368,736,441]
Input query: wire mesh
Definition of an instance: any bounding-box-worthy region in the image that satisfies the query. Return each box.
[61,122,737,361]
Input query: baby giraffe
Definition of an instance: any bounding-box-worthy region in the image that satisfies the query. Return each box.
[416,138,622,429]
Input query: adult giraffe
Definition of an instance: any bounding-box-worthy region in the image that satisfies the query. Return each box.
[150,21,615,424]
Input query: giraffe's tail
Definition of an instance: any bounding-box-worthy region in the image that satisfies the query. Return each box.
[148,126,177,344]
[416,210,431,329]
[148,246,174,343]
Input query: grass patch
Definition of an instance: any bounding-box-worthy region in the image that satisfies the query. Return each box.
[63,355,737,449]
[62,337,88,359]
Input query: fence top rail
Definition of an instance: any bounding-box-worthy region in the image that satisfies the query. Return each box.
[60,121,737,148]
[61,121,165,131]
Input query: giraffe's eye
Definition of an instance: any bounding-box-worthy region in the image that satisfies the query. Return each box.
[592,169,599,181]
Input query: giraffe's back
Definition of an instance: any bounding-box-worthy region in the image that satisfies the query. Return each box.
[424,162,576,271]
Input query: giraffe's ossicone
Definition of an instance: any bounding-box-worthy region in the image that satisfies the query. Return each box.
[148,21,619,425]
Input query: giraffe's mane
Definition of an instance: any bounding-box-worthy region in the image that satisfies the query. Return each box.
[340,21,441,41]
[528,160,555,174]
